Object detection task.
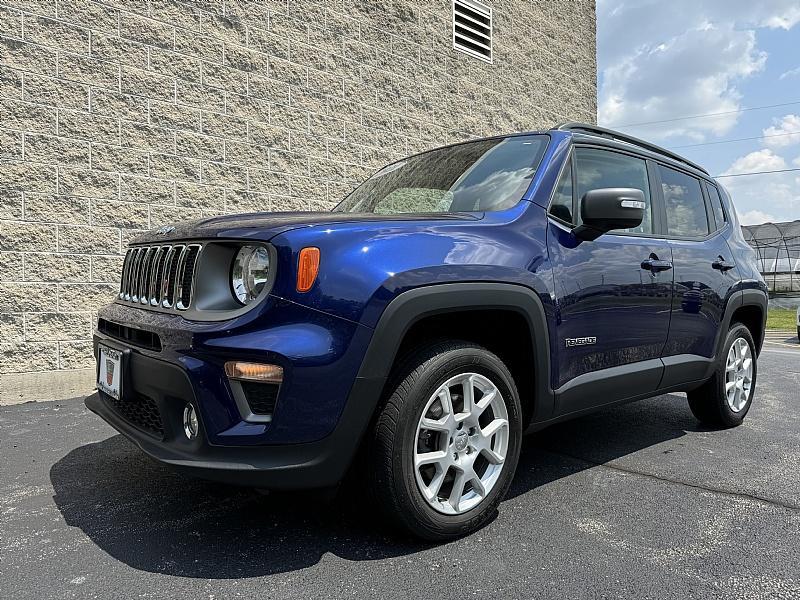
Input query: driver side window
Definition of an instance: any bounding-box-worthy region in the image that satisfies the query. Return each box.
[574,148,654,234]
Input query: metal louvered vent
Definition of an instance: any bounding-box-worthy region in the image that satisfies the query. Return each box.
[453,0,492,63]
[119,244,202,311]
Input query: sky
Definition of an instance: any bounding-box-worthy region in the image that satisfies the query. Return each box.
[596,0,800,225]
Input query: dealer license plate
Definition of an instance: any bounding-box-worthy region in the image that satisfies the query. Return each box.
[97,346,122,400]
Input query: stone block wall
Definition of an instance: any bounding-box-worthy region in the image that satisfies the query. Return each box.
[0,0,596,402]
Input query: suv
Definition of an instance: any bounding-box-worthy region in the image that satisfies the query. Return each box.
[86,123,768,540]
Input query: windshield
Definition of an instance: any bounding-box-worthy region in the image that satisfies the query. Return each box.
[333,135,549,214]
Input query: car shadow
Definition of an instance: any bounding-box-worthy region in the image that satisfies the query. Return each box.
[50,393,703,578]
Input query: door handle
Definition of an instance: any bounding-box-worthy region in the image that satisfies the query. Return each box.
[641,258,673,272]
[712,257,735,272]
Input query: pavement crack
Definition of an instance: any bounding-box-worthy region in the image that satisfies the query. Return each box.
[550,449,800,512]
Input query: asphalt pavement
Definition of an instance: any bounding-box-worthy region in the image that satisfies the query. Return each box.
[2,340,799,599]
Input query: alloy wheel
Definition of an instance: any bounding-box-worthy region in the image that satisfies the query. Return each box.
[725,337,753,413]
[413,373,509,515]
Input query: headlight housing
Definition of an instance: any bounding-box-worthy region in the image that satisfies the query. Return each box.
[231,245,271,305]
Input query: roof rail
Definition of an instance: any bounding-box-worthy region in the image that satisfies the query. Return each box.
[554,122,709,175]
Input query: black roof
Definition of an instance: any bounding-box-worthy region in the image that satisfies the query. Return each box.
[555,122,709,175]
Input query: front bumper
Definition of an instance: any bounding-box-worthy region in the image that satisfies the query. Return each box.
[86,375,385,489]
[86,299,385,489]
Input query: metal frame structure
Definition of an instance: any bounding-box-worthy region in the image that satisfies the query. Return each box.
[742,220,800,294]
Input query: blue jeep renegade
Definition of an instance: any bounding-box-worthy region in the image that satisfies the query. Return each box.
[86,123,768,540]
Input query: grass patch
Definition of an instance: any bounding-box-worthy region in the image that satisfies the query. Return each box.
[766,308,796,331]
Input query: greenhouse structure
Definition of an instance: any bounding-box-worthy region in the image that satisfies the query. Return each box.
[742,220,800,294]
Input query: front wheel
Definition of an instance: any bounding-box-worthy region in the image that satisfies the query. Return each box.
[687,323,757,427]
[368,341,522,540]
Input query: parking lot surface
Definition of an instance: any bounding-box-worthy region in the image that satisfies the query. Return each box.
[2,341,799,599]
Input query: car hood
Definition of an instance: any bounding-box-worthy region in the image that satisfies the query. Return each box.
[131,211,482,245]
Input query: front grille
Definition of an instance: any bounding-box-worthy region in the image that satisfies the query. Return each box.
[241,382,279,415]
[98,319,162,351]
[103,391,164,438]
[119,243,202,311]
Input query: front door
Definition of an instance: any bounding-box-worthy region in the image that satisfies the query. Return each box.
[547,146,674,416]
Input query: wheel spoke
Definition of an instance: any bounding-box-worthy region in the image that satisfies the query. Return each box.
[475,389,497,416]
[415,450,448,468]
[448,470,468,512]
[438,387,454,417]
[480,446,505,465]
[481,418,508,440]
[462,375,475,416]
[421,417,451,433]
[421,466,448,501]
[468,468,486,497]
[726,347,737,369]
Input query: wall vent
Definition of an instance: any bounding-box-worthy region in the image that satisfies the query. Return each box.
[453,0,492,63]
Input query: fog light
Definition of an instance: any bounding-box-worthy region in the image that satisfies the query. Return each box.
[183,403,199,439]
[224,361,283,383]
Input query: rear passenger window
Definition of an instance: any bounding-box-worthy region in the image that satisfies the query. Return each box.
[706,183,727,231]
[575,148,653,234]
[659,165,710,238]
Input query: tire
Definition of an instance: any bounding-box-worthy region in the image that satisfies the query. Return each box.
[368,340,522,541]
[687,323,757,428]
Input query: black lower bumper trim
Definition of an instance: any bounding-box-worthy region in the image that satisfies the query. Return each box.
[85,374,386,489]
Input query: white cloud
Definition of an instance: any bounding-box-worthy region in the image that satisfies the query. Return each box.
[597,0,800,142]
[762,114,800,148]
[793,156,800,167]
[599,25,763,140]
[719,150,800,223]
[721,149,787,175]
[779,66,800,79]
[738,209,778,225]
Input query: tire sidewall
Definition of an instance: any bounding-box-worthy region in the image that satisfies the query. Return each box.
[714,324,757,425]
[393,347,522,535]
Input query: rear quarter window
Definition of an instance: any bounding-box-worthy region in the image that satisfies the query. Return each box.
[706,183,727,231]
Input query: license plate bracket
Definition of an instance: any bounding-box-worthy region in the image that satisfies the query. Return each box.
[97,345,123,400]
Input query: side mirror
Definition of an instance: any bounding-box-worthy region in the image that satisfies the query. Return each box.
[572,188,645,241]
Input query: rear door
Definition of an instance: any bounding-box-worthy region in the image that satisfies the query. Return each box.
[657,165,739,386]
[547,146,674,416]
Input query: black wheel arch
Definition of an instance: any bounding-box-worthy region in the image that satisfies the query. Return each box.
[356,282,555,424]
[713,288,768,360]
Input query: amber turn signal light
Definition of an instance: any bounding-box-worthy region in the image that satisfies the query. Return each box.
[296,247,320,292]
[224,362,283,383]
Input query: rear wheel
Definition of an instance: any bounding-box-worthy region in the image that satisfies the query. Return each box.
[687,323,757,427]
[368,341,522,540]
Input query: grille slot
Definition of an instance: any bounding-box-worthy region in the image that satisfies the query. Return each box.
[118,244,202,312]
[98,319,162,351]
[103,390,164,438]
[177,245,200,309]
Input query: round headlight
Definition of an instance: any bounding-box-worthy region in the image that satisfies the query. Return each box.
[232,246,271,305]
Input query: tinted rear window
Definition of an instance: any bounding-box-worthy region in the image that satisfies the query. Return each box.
[659,165,710,237]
